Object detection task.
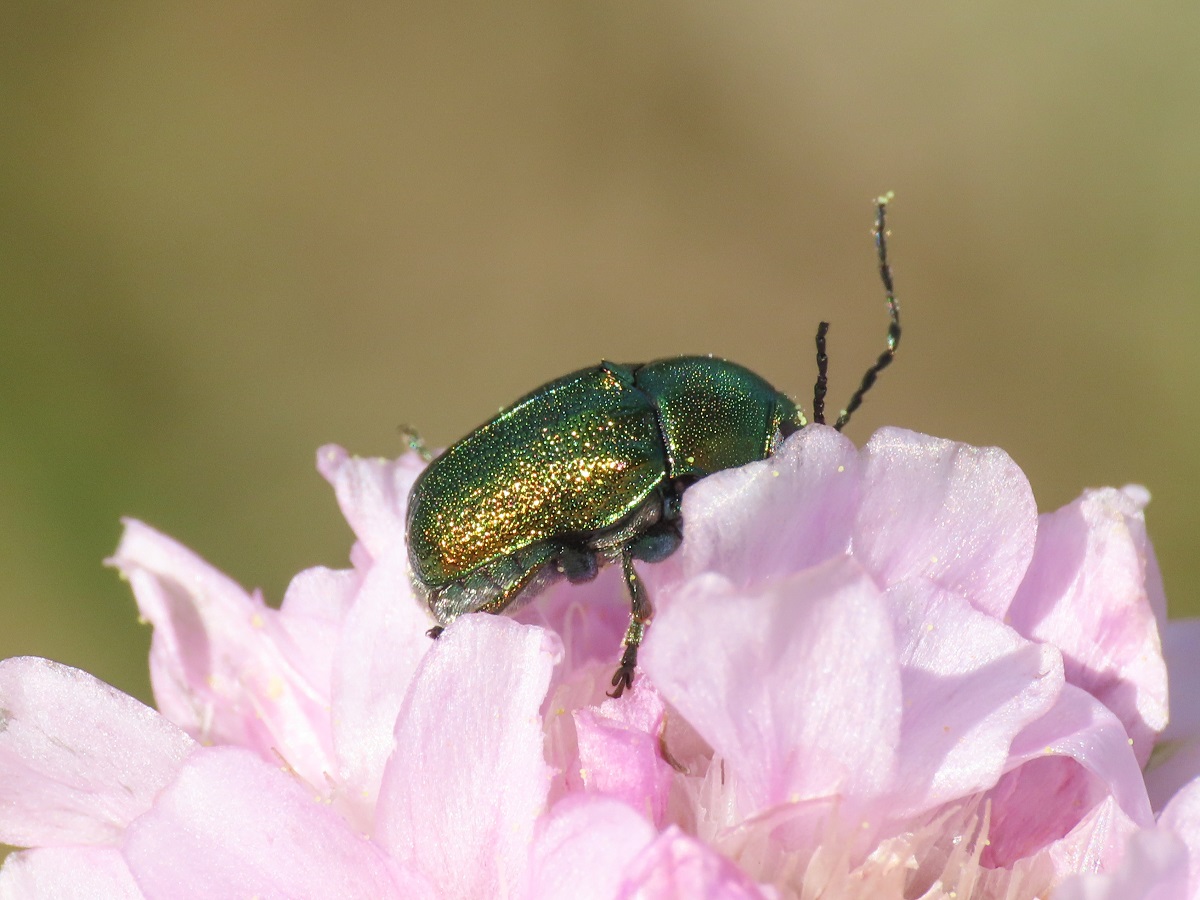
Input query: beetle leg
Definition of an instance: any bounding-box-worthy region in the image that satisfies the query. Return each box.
[630,520,681,563]
[398,424,435,462]
[426,625,444,639]
[627,483,684,563]
[609,547,652,698]
[555,546,599,583]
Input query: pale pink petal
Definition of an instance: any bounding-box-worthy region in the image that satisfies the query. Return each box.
[1161,619,1200,742]
[1008,487,1168,765]
[1158,776,1200,895]
[853,427,1038,618]
[543,660,616,807]
[0,846,142,900]
[516,559,648,804]
[656,425,859,588]
[1146,738,1200,814]
[375,614,561,899]
[276,564,361,691]
[1047,783,1199,897]
[1054,827,1188,900]
[1012,684,1155,824]
[521,563,667,805]
[517,565,630,678]
[328,550,433,828]
[316,444,426,561]
[574,682,675,827]
[524,795,658,900]
[109,520,336,790]
[642,557,900,817]
[984,683,1153,867]
[0,657,195,847]
[994,756,1124,874]
[1045,796,1142,886]
[123,746,430,900]
[539,646,703,817]
[886,578,1064,817]
[617,826,773,899]
[1145,621,1200,812]
[1122,486,1170,630]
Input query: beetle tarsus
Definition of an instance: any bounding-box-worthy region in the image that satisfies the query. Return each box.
[608,644,639,698]
[426,625,445,640]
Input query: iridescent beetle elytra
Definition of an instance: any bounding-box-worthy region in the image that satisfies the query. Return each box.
[407,195,901,697]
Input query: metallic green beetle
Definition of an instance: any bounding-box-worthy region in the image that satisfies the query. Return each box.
[407,195,901,697]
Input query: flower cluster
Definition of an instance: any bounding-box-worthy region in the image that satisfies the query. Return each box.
[1,426,1197,898]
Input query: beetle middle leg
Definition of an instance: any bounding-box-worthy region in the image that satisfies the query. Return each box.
[607,490,683,697]
[609,546,653,698]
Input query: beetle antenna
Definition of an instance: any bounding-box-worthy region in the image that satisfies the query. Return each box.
[834,192,901,431]
[812,321,830,425]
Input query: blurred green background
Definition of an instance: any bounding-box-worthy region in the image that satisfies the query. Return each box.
[2,3,1198,714]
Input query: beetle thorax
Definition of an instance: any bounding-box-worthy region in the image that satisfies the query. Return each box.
[633,357,796,479]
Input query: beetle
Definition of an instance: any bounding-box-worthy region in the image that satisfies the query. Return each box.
[407,194,901,697]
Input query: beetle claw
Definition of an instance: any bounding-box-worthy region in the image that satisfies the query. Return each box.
[426,625,445,640]
[607,641,640,698]
[608,664,636,699]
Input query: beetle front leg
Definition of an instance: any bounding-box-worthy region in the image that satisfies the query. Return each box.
[609,547,652,698]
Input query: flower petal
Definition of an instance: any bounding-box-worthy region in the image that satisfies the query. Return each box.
[1161,619,1200,743]
[1146,620,1200,812]
[123,746,429,900]
[329,550,433,827]
[0,657,194,847]
[886,578,1064,817]
[1008,487,1168,765]
[853,427,1038,618]
[0,846,142,900]
[984,683,1153,867]
[1044,796,1142,888]
[661,424,859,588]
[524,795,658,900]
[617,826,772,899]
[1146,736,1200,814]
[109,520,337,790]
[276,564,361,692]
[517,566,630,678]
[642,556,900,817]
[573,682,675,827]
[1053,826,1188,900]
[374,614,561,899]
[316,445,426,561]
[1158,776,1200,896]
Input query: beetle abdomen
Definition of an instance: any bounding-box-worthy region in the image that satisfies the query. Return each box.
[419,540,560,623]
[407,363,668,588]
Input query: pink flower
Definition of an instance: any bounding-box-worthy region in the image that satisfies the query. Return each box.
[1,425,1195,898]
